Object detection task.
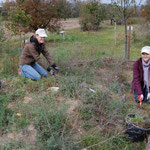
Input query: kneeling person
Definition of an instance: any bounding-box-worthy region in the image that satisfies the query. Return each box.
[132,46,150,104]
[19,28,59,80]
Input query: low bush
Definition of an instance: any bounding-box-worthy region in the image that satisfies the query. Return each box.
[79,0,105,31]
[1,52,19,77]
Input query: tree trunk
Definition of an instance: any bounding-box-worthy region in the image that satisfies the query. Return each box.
[20,33,22,56]
[111,19,113,25]
[127,26,131,60]
[114,22,116,45]
[124,19,128,60]
[123,0,128,60]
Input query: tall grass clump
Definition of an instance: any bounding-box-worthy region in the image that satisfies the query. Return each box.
[81,133,145,150]
[0,94,14,133]
[0,141,25,150]
[59,76,82,98]
[33,95,79,149]
[1,50,20,77]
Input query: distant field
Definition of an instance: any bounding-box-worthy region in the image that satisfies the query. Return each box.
[47,22,142,64]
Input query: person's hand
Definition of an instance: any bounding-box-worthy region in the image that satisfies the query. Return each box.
[52,64,59,72]
[50,69,56,76]
[147,93,150,100]
[138,94,143,101]
[47,67,56,76]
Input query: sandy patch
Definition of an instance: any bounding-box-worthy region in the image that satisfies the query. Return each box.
[66,100,82,114]
[0,123,37,146]
[23,96,34,104]
[60,18,80,30]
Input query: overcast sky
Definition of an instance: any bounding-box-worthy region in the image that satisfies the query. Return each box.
[101,0,146,5]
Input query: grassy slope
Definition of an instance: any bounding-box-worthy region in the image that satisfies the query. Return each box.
[0,22,149,150]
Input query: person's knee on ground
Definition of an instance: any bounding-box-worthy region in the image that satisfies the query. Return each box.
[20,69,41,81]
[41,71,48,77]
[23,72,41,81]
[33,74,41,80]
[32,63,48,77]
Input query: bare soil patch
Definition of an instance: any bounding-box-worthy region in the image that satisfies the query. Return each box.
[0,123,37,146]
[60,18,80,30]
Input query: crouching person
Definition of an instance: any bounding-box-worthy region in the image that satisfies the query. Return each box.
[132,46,150,104]
[19,28,59,80]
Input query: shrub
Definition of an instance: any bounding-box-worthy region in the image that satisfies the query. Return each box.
[132,31,139,43]
[79,0,105,31]
[1,53,19,77]
[128,17,138,25]
[34,96,79,149]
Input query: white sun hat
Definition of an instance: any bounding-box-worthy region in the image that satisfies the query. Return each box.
[141,46,150,54]
[35,28,47,37]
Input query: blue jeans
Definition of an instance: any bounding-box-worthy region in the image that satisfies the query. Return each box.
[134,86,148,103]
[20,64,48,80]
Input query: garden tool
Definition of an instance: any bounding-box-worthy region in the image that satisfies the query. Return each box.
[138,94,143,108]
[18,68,21,76]
[50,69,56,76]
[81,82,96,94]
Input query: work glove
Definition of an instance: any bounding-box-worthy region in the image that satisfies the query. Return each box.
[51,64,59,73]
[138,94,143,101]
[47,67,56,76]
[50,69,56,76]
[147,93,150,100]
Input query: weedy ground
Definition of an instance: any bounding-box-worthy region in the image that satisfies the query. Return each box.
[0,19,150,150]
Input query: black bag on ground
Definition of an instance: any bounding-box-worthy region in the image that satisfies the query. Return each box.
[125,113,150,142]
[125,126,147,142]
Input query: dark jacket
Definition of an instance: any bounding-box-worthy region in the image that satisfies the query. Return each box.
[132,58,144,95]
[19,36,54,70]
